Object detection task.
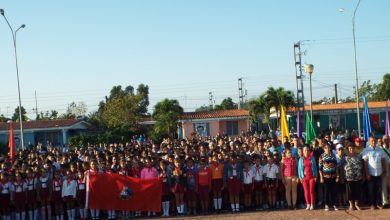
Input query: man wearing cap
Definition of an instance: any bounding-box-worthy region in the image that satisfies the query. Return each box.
[380,135,390,208]
[363,136,387,210]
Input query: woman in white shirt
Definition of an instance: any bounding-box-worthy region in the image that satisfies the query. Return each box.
[263,156,279,209]
[62,170,77,220]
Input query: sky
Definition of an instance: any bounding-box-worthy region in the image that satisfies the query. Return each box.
[0,0,389,119]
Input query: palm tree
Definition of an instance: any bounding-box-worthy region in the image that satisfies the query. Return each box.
[248,94,270,125]
[264,87,295,128]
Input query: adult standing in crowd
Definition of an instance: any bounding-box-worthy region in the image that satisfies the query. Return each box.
[379,135,390,208]
[319,143,339,211]
[363,136,387,210]
[298,146,318,211]
[281,148,298,209]
[344,142,364,211]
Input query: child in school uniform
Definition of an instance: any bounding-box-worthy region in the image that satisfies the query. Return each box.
[26,168,39,220]
[224,154,243,213]
[210,154,224,213]
[197,158,211,214]
[12,172,28,220]
[251,156,264,210]
[38,168,52,220]
[0,172,12,220]
[263,156,279,209]
[77,169,87,220]
[62,169,77,220]
[52,171,64,220]
[170,158,186,216]
[242,160,255,210]
[185,158,198,215]
[159,160,171,217]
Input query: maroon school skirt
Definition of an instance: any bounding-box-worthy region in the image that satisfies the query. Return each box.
[173,183,184,194]
[27,190,37,204]
[162,183,171,196]
[198,185,210,200]
[13,191,26,207]
[186,189,197,201]
[212,179,223,191]
[227,177,242,194]
[63,195,74,204]
[40,188,50,202]
[77,190,86,207]
[52,191,62,205]
[243,183,253,194]
[254,181,264,191]
[0,193,11,208]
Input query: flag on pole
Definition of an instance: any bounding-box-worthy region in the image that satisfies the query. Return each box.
[297,111,301,138]
[386,99,390,136]
[280,106,290,141]
[362,96,372,141]
[8,123,15,162]
[305,112,316,145]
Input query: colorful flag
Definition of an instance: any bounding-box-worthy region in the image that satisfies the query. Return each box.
[8,123,15,162]
[297,111,301,138]
[305,112,316,145]
[386,99,390,136]
[362,96,372,141]
[87,173,162,212]
[280,106,290,141]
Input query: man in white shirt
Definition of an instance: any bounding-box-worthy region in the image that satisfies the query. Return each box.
[363,136,387,210]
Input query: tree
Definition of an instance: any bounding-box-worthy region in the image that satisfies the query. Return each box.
[92,84,150,130]
[0,114,10,123]
[37,110,58,120]
[152,99,183,139]
[12,106,28,122]
[214,97,238,110]
[101,95,140,129]
[195,105,212,112]
[136,84,150,116]
[61,102,87,119]
[264,87,295,127]
[373,73,390,100]
[248,94,270,124]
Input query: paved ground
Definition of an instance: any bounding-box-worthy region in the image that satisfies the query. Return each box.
[164,208,390,220]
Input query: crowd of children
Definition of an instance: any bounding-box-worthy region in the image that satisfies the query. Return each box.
[0,131,389,220]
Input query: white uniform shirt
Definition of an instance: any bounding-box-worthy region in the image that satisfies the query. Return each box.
[251,164,264,181]
[242,168,255,184]
[0,182,12,194]
[62,179,77,198]
[363,146,386,176]
[263,163,279,179]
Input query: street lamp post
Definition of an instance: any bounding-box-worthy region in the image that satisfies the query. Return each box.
[340,0,362,138]
[304,64,314,122]
[0,9,26,150]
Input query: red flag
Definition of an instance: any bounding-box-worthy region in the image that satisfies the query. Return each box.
[87,173,162,212]
[8,123,15,162]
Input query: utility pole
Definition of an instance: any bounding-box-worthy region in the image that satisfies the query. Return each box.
[238,78,244,109]
[35,90,38,119]
[294,41,306,137]
[334,84,338,104]
[209,92,214,109]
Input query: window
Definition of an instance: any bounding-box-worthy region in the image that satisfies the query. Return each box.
[226,121,239,136]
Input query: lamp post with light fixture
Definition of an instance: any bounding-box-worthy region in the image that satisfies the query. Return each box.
[0,9,26,150]
[304,64,314,122]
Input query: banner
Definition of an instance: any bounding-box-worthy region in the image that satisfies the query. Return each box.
[87,173,162,212]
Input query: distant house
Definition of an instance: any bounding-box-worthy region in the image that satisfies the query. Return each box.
[286,101,388,134]
[178,109,250,138]
[0,119,90,148]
